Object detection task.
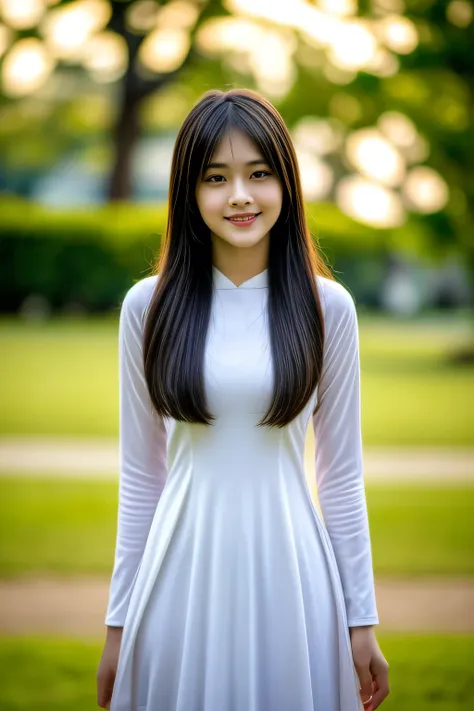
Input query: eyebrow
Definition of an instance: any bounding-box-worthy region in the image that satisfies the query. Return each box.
[205,159,269,170]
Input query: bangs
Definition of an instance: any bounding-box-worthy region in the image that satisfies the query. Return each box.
[196,105,281,182]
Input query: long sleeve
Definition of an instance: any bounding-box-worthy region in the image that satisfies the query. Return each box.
[105,278,168,627]
[312,278,379,628]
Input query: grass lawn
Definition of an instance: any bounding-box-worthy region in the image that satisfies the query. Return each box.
[0,313,473,445]
[0,477,473,578]
[0,634,473,710]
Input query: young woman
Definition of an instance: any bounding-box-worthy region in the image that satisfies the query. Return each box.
[96,88,389,711]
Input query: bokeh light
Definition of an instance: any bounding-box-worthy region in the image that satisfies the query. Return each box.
[378,110,418,148]
[2,37,55,97]
[82,31,128,84]
[365,47,399,77]
[329,19,378,70]
[446,0,473,28]
[196,17,263,54]
[126,0,160,33]
[336,175,406,227]
[0,0,45,30]
[317,0,358,17]
[346,127,406,186]
[377,14,418,54]
[139,28,190,73]
[248,29,296,98]
[296,151,334,201]
[402,166,449,213]
[40,0,111,62]
[0,23,13,59]
[156,0,200,30]
[292,117,344,155]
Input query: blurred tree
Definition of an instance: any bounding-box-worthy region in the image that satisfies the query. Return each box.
[105,0,223,200]
[0,0,473,312]
[0,0,232,200]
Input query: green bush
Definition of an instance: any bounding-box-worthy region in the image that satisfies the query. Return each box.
[0,196,392,312]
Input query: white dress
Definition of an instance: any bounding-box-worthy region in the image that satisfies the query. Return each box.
[105,265,379,711]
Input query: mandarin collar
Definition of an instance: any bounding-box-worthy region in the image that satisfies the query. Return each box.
[212,266,269,290]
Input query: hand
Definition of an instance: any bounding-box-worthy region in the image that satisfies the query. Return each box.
[349,625,389,710]
[96,626,123,709]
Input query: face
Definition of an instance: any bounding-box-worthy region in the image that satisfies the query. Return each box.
[195,128,283,250]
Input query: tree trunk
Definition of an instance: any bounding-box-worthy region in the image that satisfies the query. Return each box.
[107,88,141,202]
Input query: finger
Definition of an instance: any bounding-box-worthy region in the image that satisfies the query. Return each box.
[356,667,374,705]
[368,671,389,710]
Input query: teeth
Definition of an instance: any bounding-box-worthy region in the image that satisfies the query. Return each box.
[230,215,257,221]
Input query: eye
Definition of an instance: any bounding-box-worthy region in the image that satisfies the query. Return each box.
[204,170,271,183]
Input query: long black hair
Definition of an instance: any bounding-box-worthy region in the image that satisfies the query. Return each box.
[143,88,334,429]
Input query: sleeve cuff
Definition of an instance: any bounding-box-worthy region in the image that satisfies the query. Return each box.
[347,615,379,627]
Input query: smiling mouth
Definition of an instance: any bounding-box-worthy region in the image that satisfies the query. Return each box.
[224,213,262,222]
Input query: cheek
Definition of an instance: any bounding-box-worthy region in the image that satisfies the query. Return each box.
[196,190,223,219]
[258,182,283,208]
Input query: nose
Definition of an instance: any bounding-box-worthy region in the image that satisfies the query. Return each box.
[228,177,254,207]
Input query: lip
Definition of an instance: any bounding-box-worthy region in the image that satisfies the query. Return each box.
[224,212,261,227]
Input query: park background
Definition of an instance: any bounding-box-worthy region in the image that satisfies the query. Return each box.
[0,0,473,709]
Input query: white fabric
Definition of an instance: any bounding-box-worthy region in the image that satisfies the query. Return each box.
[106,266,379,711]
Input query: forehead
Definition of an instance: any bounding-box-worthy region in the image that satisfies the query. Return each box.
[209,129,265,163]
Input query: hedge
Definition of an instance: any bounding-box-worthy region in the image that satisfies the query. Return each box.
[0,195,396,313]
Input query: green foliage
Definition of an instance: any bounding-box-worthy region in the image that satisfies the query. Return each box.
[0,197,169,312]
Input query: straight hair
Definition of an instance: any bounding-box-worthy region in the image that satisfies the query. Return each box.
[143,88,334,429]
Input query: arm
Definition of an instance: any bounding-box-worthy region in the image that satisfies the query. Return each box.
[312,279,379,628]
[105,279,168,628]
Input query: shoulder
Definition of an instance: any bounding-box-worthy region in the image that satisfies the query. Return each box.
[121,274,160,324]
[315,274,357,324]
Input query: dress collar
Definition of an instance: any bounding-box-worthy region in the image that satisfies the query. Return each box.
[212,266,269,290]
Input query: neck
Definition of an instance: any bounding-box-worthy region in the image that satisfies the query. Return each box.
[211,235,269,287]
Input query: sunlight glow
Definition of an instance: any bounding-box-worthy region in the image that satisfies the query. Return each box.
[300,11,341,47]
[402,166,449,213]
[226,0,299,26]
[297,151,334,201]
[293,117,344,155]
[446,0,473,28]
[378,111,417,147]
[323,63,356,84]
[317,0,358,17]
[0,23,13,58]
[365,47,399,76]
[336,175,406,227]
[139,28,190,73]
[41,0,111,62]
[0,0,45,29]
[346,128,406,186]
[403,135,430,164]
[378,112,430,163]
[228,0,384,77]
[126,0,159,33]
[83,31,128,83]
[372,0,406,13]
[249,30,296,98]
[329,19,378,70]
[196,18,264,54]
[197,17,296,97]
[156,1,200,30]
[2,37,54,96]
[378,15,418,54]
